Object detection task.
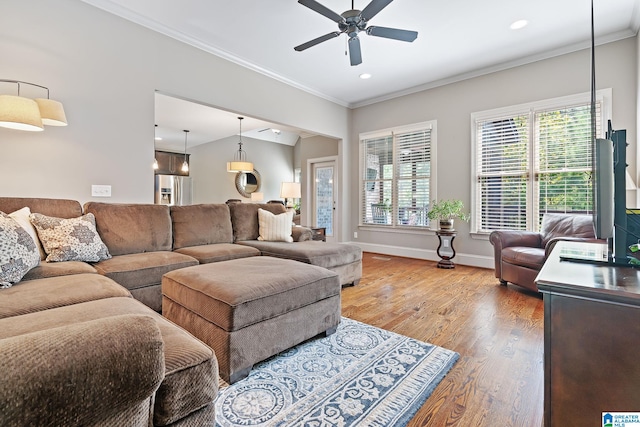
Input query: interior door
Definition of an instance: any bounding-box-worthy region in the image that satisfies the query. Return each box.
[312,160,337,242]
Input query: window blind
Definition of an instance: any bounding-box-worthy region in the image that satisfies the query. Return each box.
[395,129,431,227]
[474,100,601,233]
[361,122,434,228]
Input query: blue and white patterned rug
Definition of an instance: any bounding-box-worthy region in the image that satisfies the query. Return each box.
[214,317,459,426]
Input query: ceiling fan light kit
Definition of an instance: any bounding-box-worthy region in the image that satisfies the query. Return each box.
[295,0,418,66]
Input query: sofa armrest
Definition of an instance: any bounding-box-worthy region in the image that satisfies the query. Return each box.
[544,237,607,258]
[489,230,542,279]
[293,226,313,242]
[0,314,165,427]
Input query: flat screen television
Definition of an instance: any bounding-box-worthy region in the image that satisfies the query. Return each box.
[593,137,614,240]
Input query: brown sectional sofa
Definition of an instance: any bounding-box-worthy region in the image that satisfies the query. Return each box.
[0,198,218,426]
[0,196,362,425]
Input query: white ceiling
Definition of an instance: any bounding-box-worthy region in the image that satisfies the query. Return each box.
[83,0,640,150]
[154,93,309,152]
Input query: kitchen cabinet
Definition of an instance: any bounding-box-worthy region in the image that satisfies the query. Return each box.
[155,151,190,176]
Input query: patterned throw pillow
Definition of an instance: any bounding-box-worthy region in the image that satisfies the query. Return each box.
[0,212,40,288]
[30,213,112,263]
[257,208,294,242]
[9,207,46,260]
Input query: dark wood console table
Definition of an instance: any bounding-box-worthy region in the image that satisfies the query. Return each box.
[536,241,640,427]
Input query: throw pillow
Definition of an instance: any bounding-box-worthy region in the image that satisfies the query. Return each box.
[9,207,46,260]
[257,208,294,242]
[0,212,40,288]
[30,213,112,263]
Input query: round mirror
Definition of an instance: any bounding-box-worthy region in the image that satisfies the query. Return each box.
[235,169,261,198]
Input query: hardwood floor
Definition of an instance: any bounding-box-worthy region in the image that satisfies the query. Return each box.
[341,252,544,427]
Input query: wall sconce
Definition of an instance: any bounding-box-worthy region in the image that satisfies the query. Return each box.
[227,116,254,173]
[280,182,301,207]
[0,79,67,131]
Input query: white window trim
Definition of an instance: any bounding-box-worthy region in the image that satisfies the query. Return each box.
[469,89,612,239]
[359,120,438,230]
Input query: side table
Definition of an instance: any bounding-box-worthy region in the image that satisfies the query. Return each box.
[436,230,457,269]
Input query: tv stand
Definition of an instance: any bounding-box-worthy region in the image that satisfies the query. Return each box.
[536,241,640,426]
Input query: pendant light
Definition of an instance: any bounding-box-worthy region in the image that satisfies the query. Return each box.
[182,130,189,173]
[227,116,254,173]
[0,79,67,131]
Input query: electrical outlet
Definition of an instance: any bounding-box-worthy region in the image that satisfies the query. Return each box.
[353,231,358,239]
[91,185,112,197]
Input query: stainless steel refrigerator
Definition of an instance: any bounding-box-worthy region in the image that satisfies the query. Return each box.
[154,175,192,206]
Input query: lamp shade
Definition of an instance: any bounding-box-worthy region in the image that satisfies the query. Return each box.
[0,95,44,131]
[35,98,67,126]
[280,182,301,199]
[227,161,254,173]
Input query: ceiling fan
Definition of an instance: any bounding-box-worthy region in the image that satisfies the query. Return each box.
[294,0,418,66]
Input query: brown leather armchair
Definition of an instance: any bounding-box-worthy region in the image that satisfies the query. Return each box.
[489,213,600,292]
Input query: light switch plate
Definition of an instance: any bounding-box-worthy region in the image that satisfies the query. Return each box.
[91,185,112,197]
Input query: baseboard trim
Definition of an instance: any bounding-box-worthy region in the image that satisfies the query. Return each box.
[346,241,494,269]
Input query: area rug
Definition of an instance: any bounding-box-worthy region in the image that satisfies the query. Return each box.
[214,317,459,426]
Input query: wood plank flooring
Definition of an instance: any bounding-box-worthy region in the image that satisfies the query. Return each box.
[341,252,544,427]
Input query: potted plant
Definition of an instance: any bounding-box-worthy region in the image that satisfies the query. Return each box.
[427,199,470,230]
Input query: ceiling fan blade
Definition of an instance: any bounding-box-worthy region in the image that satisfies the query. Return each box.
[348,37,362,66]
[294,31,342,51]
[298,0,344,23]
[366,26,418,42]
[361,0,394,21]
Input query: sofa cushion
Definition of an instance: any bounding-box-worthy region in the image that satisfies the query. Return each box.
[501,246,546,270]
[174,243,259,264]
[540,213,595,247]
[92,251,198,291]
[21,260,97,281]
[0,297,218,427]
[171,204,233,250]
[237,240,363,269]
[258,208,294,242]
[0,273,131,319]
[0,197,82,219]
[0,314,165,427]
[0,212,40,288]
[229,203,287,241]
[30,213,111,263]
[84,202,172,256]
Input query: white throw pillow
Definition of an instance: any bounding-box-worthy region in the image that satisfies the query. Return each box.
[9,207,46,260]
[0,212,40,288]
[30,212,112,263]
[258,208,294,243]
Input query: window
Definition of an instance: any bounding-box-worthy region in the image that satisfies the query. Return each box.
[360,121,436,229]
[471,91,610,234]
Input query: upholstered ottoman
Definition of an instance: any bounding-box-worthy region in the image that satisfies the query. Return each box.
[236,241,363,286]
[162,256,341,383]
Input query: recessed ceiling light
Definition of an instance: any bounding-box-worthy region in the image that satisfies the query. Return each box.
[271,129,281,135]
[359,73,372,80]
[510,20,528,30]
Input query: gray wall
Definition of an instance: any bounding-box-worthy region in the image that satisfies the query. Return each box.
[0,0,349,211]
[351,37,638,267]
[190,136,293,203]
